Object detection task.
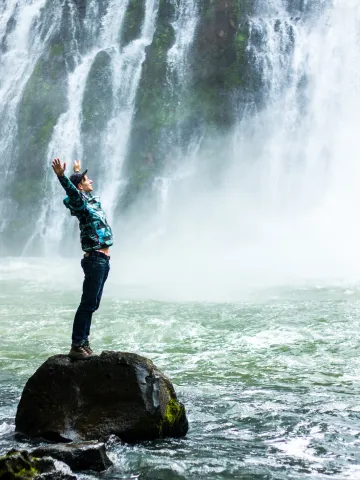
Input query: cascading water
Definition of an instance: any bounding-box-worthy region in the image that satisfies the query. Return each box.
[98,0,159,223]
[233,0,360,281]
[23,0,160,254]
[0,0,60,235]
[144,0,201,239]
[167,0,198,85]
[1,0,360,288]
[123,0,360,297]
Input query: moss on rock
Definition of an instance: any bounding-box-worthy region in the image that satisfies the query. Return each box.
[164,398,183,425]
[161,398,186,434]
[132,0,176,135]
[82,51,113,132]
[17,50,66,170]
[0,449,77,479]
[0,450,39,479]
[16,42,67,173]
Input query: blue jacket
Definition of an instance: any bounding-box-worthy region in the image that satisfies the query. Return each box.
[58,175,113,252]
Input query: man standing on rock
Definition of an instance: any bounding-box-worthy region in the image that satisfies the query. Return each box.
[52,158,113,360]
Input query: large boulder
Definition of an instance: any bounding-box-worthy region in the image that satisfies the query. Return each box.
[15,351,188,443]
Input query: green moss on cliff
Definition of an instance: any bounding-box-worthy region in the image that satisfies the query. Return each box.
[81,50,113,175]
[189,0,251,128]
[11,37,67,244]
[134,1,176,131]
[11,178,42,205]
[17,40,67,177]
[82,50,113,132]
[119,0,253,210]
[119,0,176,208]
[120,0,146,47]
[49,43,64,57]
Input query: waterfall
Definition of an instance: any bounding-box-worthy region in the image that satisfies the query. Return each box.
[239,0,360,220]
[23,0,160,254]
[0,0,61,235]
[147,0,200,238]
[123,0,360,291]
[167,0,198,85]
[226,0,360,281]
[98,0,159,223]
[2,0,360,285]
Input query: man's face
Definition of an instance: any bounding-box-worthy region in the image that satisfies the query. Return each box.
[78,175,93,193]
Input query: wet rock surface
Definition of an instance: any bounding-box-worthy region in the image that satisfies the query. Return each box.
[32,441,112,472]
[15,351,188,443]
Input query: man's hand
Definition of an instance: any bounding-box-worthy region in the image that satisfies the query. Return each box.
[73,160,81,173]
[52,158,66,176]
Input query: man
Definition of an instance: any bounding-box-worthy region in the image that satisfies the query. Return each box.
[52,158,113,360]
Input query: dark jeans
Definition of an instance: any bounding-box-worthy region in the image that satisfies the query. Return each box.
[72,253,110,346]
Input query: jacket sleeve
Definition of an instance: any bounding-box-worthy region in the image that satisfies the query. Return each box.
[57,175,85,210]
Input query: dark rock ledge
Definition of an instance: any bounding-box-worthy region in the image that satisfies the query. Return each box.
[32,442,112,472]
[0,442,111,479]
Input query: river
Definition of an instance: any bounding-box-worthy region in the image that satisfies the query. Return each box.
[1,257,360,479]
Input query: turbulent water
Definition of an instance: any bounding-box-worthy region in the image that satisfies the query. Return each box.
[1,259,360,479]
[2,0,360,478]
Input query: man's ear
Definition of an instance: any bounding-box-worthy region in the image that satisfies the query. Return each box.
[78,183,83,191]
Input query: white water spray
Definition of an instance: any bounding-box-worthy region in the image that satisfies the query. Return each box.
[167,0,198,84]
[99,0,160,224]
[115,0,360,300]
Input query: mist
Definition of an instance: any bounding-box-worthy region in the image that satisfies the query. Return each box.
[108,0,360,301]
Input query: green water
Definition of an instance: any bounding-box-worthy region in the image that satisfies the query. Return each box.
[1,259,360,479]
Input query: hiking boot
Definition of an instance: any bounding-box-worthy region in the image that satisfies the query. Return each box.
[82,341,93,356]
[69,345,90,360]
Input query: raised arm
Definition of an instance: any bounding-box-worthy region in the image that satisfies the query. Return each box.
[51,158,84,208]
